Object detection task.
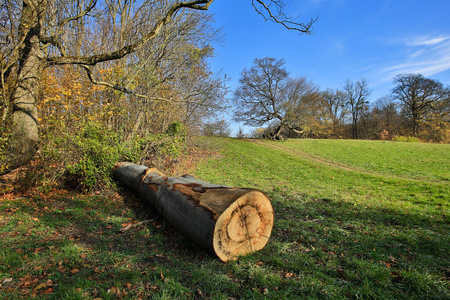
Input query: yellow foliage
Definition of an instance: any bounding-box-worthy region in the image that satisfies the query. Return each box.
[38,60,194,143]
[40,65,108,131]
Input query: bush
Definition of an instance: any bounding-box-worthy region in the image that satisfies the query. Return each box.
[62,121,142,191]
[166,121,183,136]
[157,122,186,158]
[392,135,420,143]
[50,121,187,191]
[33,121,143,192]
[10,118,189,193]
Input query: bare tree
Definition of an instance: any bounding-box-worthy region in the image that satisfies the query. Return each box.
[201,119,231,137]
[371,95,402,136]
[392,73,448,136]
[233,57,318,139]
[321,88,347,136]
[282,76,321,134]
[343,79,371,139]
[0,0,316,173]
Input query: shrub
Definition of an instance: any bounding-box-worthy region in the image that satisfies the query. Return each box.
[32,121,143,192]
[166,121,183,136]
[392,135,420,143]
[60,121,188,191]
[158,122,186,158]
[379,129,390,140]
[62,121,143,191]
[10,118,190,193]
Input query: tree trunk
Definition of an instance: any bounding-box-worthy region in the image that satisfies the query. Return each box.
[412,111,419,136]
[9,45,43,169]
[113,163,274,262]
[4,1,45,172]
[271,124,283,140]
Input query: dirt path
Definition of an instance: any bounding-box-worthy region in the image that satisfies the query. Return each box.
[243,139,444,183]
[244,139,358,172]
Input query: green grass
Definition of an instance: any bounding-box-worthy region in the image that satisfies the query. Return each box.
[261,139,450,181]
[1,137,449,299]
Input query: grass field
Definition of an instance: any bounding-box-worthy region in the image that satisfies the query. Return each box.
[262,139,450,181]
[1,138,449,299]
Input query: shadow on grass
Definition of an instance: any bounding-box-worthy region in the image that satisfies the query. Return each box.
[1,189,219,299]
[33,188,212,260]
[1,187,448,299]
[261,188,450,299]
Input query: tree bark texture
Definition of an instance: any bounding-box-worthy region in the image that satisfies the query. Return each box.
[8,0,46,169]
[113,163,274,262]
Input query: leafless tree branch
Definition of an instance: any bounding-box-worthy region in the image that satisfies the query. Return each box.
[81,63,218,109]
[252,0,317,34]
[47,0,214,66]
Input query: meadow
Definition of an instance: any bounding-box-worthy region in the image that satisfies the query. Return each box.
[0,138,449,299]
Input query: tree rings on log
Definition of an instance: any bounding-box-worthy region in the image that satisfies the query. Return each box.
[213,190,274,261]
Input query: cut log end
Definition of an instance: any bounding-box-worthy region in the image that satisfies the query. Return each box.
[213,190,274,262]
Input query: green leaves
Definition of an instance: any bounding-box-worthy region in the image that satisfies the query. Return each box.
[62,121,142,191]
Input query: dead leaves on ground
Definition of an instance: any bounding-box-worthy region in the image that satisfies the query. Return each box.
[1,275,54,297]
[2,187,186,299]
[119,219,156,233]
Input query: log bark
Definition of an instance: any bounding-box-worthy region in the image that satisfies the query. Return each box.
[113,163,274,262]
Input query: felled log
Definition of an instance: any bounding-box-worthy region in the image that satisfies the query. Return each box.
[113,163,274,262]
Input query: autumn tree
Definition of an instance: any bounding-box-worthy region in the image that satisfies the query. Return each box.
[392,73,449,137]
[0,0,315,174]
[233,57,318,139]
[321,88,347,137]
[366,95,403,138]
[0,0,213,172]
[282,76,321,136]
[201,119,231,137]
[343,79,371,139]
[426,91,450,142]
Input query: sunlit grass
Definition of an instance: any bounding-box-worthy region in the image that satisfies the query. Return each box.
[261,138,450,181]
[193,137,449,299]
[1,137,449,299]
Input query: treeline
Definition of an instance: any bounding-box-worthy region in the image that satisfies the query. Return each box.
[0,1,226,190]
[225,58,449,143]
[1,1,319,192]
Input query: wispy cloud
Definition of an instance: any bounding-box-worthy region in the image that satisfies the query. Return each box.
[376,34,450,84]
[406,35,450,46]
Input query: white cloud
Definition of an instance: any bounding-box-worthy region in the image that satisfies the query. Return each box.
[409,49,425,59]
[407,35,450,46]
[376,35,450,84]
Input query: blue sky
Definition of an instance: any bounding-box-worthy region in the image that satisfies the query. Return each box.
[206,0,450,134]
